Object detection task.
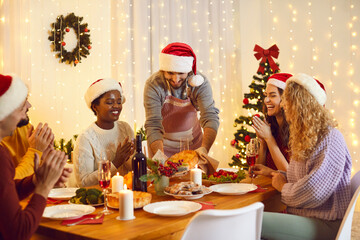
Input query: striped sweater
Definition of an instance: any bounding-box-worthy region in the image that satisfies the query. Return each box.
[282,128,352,221]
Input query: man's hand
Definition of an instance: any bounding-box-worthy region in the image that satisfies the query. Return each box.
[54,167,73,188]
[28,123,54,152]
[33,150,67,198]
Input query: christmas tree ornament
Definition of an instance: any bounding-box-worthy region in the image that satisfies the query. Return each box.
[88,45,92,50]
[231,139,237,146]
[243,98,249,105]
[254,44,280,74]
[48,12,91,66]
[244,135,251,142]
[235,154,240,159]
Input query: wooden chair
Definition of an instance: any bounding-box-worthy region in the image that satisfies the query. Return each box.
[181,202,264,240]
[335,171,360,240]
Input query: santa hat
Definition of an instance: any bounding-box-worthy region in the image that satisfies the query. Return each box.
[287,73,326,105]
[0,74,28,121]
[159,42,204,87]
[84,78,125,108]
[267,73,293,90]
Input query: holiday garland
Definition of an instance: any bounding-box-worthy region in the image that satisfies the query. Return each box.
[48,13,91,66]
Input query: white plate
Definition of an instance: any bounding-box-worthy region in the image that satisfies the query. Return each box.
[164,186,212,200]
[209,183,257,195]
[42,204,95,220]
[143,201,202,217]
[48,188,78,200]
[68,200,104,207]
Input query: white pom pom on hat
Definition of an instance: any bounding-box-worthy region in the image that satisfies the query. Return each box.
[159,42,204,87]
[84,78,125,109]
[0,74,28,121]
[286,73,327,105]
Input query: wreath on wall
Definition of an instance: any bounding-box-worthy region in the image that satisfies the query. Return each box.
[48,13,91,66]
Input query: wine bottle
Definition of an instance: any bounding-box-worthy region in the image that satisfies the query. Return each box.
[132,134,147,192]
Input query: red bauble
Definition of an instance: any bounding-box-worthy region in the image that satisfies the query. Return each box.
[87,45,92,50]
[84,28,88,32]
[61,42,66,46]
[253,114,260,118]
[65,28,70,32]
[235,153,240,159]
[244,135,251,142]
[74,60,79,64]
[231,139,236,146]
[243,98,249,105]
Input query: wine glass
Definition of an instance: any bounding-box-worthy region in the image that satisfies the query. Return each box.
[246,138,260,184]
[98,160,114,215]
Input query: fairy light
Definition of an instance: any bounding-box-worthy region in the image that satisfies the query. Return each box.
[288,3,296,69]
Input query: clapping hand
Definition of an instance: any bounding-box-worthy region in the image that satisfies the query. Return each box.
[113,137,135,168]
[33,150,67,198]
[252,116,272,142]
[28,123,54,152]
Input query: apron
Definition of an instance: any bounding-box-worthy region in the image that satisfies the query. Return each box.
[161,83,203,157]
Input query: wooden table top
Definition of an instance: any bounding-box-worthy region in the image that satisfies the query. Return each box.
[29,176,284,240]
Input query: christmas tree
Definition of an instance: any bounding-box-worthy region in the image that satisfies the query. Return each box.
[229,44,280,168]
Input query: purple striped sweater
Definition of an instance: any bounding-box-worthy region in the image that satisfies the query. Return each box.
[282,128,352,221]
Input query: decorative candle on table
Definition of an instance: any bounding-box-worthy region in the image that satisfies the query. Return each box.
[112,172,124,193]
[190,164,202,186]
[116,184,135,221]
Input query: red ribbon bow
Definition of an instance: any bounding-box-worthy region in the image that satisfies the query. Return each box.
[253,44,280,74]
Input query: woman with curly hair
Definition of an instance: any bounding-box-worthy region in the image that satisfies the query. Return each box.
[252,73,352,240]
[252,73,292,171]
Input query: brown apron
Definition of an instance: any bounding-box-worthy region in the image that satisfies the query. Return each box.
[161,84,203,157]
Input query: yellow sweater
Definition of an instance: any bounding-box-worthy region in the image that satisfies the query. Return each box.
[0,124,42,179]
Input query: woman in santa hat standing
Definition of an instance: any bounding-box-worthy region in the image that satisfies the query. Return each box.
[143,42,219,158]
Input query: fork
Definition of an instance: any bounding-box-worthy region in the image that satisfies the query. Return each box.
[66,212,104,226]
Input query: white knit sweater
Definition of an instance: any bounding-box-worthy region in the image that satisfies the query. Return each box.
[73,121,134,187]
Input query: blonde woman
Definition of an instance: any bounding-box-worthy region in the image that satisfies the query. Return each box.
[252,73,352,240]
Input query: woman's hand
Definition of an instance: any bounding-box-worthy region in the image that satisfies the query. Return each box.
[33,150,67,198]
[252,116,273,142]
[113,137,135,168]
[250,164,275,178]
[271,171,287,192]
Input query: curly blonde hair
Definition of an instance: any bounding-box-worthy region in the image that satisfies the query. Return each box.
[283,81,337,161]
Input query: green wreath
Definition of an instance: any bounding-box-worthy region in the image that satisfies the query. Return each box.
[48,13,91,66]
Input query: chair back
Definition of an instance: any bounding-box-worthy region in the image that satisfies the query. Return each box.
[335,171,360,240]
[181,202,264,240]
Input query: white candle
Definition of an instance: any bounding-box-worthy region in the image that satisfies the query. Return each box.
[112,172,124,193]
[190,165,202,186]
[116,184,135,221]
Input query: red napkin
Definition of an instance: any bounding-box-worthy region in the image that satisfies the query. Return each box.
[199,202,215,210]
[249,185,267,193]
[61,214,104,225]
[47,198,66,204]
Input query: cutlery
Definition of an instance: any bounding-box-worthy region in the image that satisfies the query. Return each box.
[66,212,104,226]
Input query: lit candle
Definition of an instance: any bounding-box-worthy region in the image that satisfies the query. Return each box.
[190,165,202,186]
[112,172,124,193]
[116,184,135,221]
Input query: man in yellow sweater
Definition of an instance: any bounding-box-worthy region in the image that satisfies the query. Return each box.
[0,101,54,179]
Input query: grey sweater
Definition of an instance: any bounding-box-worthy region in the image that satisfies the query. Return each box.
[282,128,352,220]
[143,71,219,145]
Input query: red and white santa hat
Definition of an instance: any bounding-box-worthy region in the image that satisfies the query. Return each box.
[0,74,28,121]
[267,73,293,90]
[84,78,125,108]
[159,42,204,87]
[287,73,327,105]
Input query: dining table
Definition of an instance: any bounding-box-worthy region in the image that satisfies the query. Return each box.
[27,175,285,240]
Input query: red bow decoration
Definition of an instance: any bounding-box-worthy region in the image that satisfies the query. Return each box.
[253,44,280,74]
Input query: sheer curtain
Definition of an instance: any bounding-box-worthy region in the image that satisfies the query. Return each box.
[111,0,243,164]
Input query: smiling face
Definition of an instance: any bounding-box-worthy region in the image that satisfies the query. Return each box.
[163,71,189,89]
[264,84,283,117]
[92,90,122,129]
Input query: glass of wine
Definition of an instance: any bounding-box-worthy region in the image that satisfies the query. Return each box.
[246,138,260,184]
[98,160,114,215]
